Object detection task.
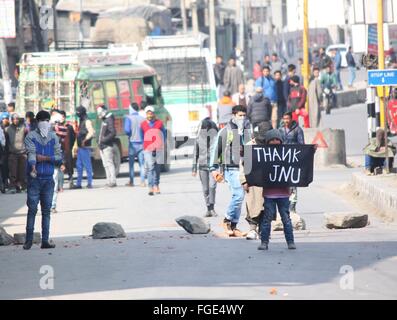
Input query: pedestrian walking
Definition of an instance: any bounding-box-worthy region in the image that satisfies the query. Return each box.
[214,55,226,100]
[124,102,146,187]
[287,76,309,128]
[74,106,95,189]
[192,117,219,217]
[332,49,343,90]
[274,70,287,125]
[279,112,305,215]
[223,57,244,95]
[247,87,272,129]
[346,46,357,88]
[140,106,166,196]
[258,129,296,251]
[97,105,117,188]
[23,110,62,250]
[5,113,27,194]
[210,105,252,237]
[240,121,272,240]
[308,67,323,128]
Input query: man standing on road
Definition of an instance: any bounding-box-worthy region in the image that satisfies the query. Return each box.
[332,49,343,91]
[287,76,309,128]
[209,105,252,237]
[74,106,95,189]
[24,110,62,250]
[247,87,272,129]
[124,102,146,187]
[192,117,219,217]
[140,106,166,196]
[274,70,287,125]
[308,67,323,128]
[346,46,357,88]
[223,57,244,96]
[279,112,305,215]
[5,113,27,194]
[97,105,117,188]
[214,55,226,100]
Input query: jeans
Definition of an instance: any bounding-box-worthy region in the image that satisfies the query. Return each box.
[76,148,93,187]
[335,68,343,90]
[51,168,59,209]
[144,151,161,188]
[26,177,55,242]
[364,155,393,172]
[128,142,145,185]
[100,146,116,185]
[224,168,245,224]
[199,169,217,208]
[348,66,356,86]
[261,197,294,244]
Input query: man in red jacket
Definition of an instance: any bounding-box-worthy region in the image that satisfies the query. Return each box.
[140,106,166,196]
[287,75,309,128]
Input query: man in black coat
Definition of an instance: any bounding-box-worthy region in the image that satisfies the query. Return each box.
[247,87,272,129]
[97,105,117,187]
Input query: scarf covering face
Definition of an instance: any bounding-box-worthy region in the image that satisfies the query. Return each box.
[38,121,51,138]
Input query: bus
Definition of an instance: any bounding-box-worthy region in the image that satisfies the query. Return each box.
[16,49,173,177]
[136,34,218,147]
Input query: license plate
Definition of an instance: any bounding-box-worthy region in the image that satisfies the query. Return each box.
[188,111,199,121]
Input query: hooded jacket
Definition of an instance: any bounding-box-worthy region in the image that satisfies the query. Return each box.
[98,112,116,150]
[247,93,272,125]
[279,120,305,145]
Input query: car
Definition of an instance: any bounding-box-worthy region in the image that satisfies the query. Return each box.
[326,44,349,68]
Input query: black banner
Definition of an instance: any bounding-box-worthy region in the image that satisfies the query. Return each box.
[244,145,315,187]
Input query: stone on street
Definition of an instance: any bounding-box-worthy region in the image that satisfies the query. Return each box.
[175,216,211,234]
[324,212,369,229]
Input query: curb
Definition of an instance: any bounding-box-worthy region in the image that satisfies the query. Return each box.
[351,172,397,221]
[335,89,366,108]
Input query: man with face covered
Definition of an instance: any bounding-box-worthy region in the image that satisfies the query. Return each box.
[74,106,95,189]
[24,110,62,250]
[97,104,117,188]
[209,105,252,237]
[5,113,27,194]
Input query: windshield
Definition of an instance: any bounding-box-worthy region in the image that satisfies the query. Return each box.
[144,57,209,87]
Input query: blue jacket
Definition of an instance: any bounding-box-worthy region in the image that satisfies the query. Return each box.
[25,129,63,180]
[255,76,277,103]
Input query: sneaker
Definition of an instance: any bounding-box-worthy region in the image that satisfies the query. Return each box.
[287,242,297,250]
[209,209,218,217]
[41,241,56,249]
[246,229,259,240]
[258,241,268,250]
[153,186,160,194]
[148,188,154,196]
[232,229,247,237]
[23,241,33,250]
[222,220,234,236]
[51,208,57,214]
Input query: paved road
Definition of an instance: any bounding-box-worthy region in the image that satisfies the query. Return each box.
[1,102,397,300]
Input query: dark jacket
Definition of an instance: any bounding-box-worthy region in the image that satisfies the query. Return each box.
[319,53,332,69]
[279,121,305,145]
[99,113,116,150]
[192,118,219,172]
[77,117,93,148]
[214,62,226,86]
[5,123,26,154]
[209,119,252,170]
[247,93,272,126]
[346,52,356,67]
[275,79,286,108]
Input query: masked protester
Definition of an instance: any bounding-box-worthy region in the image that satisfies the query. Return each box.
[5,113,27,194]
[240,121,273,240]
[24,110,62,250]
[74,106,95,189]
[97,104,117,188]
[209,105,252,237]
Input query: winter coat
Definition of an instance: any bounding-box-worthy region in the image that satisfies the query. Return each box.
[98,113,116,150]
[247,93,272,126]
[308,77,323,128]
[214,62,226,86]
[279,121,305,145]
[223,65,244,95]
[255,76,277,102]
[5,123,26,154]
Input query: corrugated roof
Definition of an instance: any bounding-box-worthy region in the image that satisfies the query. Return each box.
[56,0,150,14]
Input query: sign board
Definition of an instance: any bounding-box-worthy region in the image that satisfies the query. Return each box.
[0,0,16,38]
[368,24,378,55]
[244,145,315,188]
[368,69,397,86]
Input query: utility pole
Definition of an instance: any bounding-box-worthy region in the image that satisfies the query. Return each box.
[303,0,310,112]
[0,39,13,104]
[191,0,199,35]
[180,0,187,34]
[209,0,216,61]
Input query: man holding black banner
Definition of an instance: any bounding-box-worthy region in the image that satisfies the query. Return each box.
[279,111,305,214]
[210,105,252,237]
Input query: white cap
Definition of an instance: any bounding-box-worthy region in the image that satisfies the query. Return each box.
[145,106,155,113]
